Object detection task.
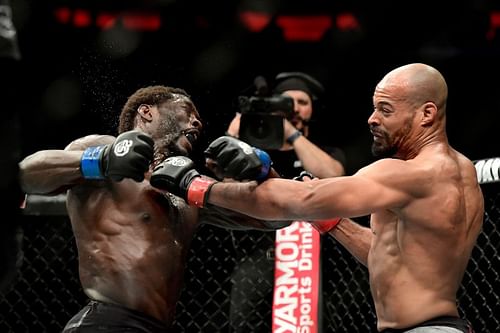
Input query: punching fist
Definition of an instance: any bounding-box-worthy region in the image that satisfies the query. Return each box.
[150,156,216,208]
[80,130,154,182]
[204,136,271,181]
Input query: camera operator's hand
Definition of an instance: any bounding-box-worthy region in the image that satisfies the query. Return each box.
[204,136,271,181]
[283,119,303,148]
[226,113,241,138]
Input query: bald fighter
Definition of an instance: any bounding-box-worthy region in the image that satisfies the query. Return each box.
[158,63,484,332]
[19,85,288,332]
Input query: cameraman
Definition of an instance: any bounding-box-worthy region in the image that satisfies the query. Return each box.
[227,72,345,178]
[225,72,346,332]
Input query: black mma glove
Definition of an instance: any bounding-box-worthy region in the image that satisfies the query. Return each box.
[204,136,271,181]
[80,130,154,182]
[150,156,216,208]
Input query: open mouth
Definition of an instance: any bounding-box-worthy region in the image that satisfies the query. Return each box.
[183,129,199,145]
[370,129,383,137]
[370,130,385,143]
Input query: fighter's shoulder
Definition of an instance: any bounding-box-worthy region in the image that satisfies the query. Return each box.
[453,149,475,170]
[64,134,115,151]
[354,158,433,190]
[355,158,409,176]
[451,149,479,184]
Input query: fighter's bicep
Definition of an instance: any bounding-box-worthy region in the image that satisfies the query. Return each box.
[342,175,412,214]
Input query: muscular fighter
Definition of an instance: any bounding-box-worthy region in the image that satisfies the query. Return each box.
[158,63,484,332]
[19,85,287,332]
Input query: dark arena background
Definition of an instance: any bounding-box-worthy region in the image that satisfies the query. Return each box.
[1,0,500,332]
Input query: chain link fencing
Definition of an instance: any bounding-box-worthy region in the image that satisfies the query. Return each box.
[0,183,498,332]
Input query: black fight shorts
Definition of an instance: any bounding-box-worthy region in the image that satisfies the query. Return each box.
[62,300,169,333]
[380,315,474,333]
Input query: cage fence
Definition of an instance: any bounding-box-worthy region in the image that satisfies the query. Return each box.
[1,175,499,332]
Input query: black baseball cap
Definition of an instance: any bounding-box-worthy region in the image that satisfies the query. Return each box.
[273,72,325,101]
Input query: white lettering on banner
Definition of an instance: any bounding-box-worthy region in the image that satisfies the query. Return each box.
[277,221,300,241]
[276,241,300,263]
[275,258,298,282]
[272,221,320,333]
[475,158,500,184]
[299,224,313,271]
[273,317,297,333]
[273,299,298,325]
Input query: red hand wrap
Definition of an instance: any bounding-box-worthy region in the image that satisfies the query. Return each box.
[311,217,342,234]
[187,177,216,208]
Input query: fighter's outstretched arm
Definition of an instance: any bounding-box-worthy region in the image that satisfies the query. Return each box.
[20,130,154,195]
[19,149,86,195]
[19,135,114,195]
[205,158,426,266]
[151,155,415,223]
[206,158,416,221]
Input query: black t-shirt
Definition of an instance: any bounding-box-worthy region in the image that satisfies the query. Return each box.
[269,146,347,179]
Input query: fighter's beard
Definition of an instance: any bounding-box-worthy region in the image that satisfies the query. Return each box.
[371,141,398,159]
[371,118,412,159]
[151,133,187,168]
[151,115,188,168]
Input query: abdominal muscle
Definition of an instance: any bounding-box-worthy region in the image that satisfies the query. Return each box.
[370,265,458,330]
[67,182,197,325]
[368,217,459,330]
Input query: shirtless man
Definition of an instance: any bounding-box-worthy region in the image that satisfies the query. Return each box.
[157,63,484,332]
[19,85,287,332]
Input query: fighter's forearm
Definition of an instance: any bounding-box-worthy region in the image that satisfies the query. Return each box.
[201,204,291,231]
[208,181,260,215]
[328,218,372,267]
[208,176,356,222]
[207,179,293,221]
[19,150,84,194]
